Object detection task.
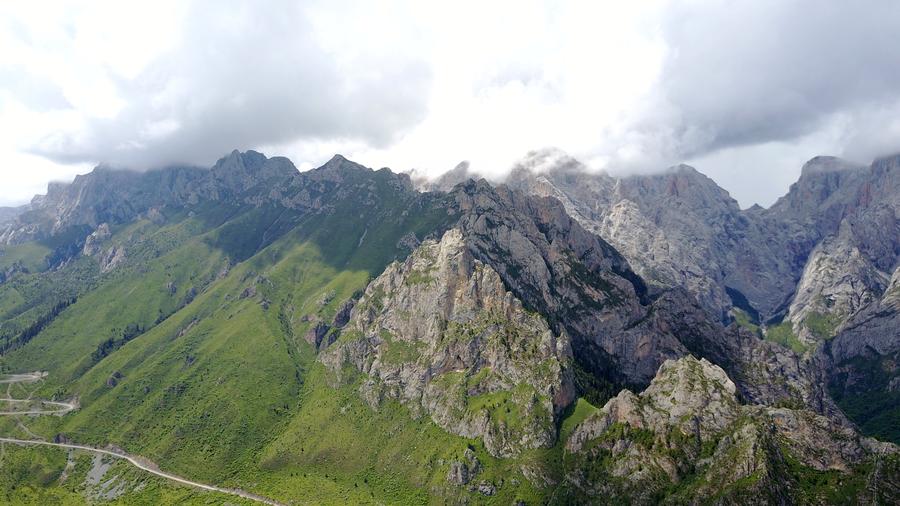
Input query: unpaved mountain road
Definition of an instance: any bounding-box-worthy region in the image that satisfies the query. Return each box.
[0,371,47,383]
[0,398,77,415]
[0,372,286,506]
[0,437,285,505]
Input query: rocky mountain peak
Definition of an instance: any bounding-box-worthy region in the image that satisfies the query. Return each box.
[623,164,741,215]
[321,153,367,172]
[799,155,861,177]
[432,161,476,191]
[213,149,267,171]
[321,227,575,457]
[209,149,296,187]
[507,154,758,320]
[563,354,898,502]
[642,355,737,412]
[567,356,741,454]
[769,157,869,221]
[409,161,479,193]
[305,153,377,183]
[512,147,587,175]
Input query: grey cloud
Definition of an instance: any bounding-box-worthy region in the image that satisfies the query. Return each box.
[31,0,432,169]
[646,0,900,163]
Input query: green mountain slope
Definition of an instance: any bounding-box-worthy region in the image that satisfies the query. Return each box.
[0,151,896,504]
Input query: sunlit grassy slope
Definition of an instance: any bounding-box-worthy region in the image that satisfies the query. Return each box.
[2,164,888,504]
[0,173,519,503]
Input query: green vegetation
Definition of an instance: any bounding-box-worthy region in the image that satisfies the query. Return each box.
[0,170,471,502]
[1,296,77,354]
[0,241,51,274]
[404,268,435,286]
[776,442,873,504]
[0,163,894,503]
[379,333,423,365]
[0,445,255,505]
[250,363,561,504]
[829,354,900,444]
[558,398,599,442]
[764,321,808,354]
[803,311,841,340]
[731,308,761,336]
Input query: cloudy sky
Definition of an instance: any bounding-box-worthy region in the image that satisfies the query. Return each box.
[2,0,900,208]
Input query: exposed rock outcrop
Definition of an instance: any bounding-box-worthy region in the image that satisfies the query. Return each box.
[506,149,900,337]
[506,150,794,323]
[564,356,899,504]
[321,228,575,457]
[82,223,111,256]
[788,213,894,345]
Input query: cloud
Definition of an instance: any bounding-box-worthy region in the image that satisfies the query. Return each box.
[29,0,432,169]
[3,0,900,208]
[0,66,71,112]
[641,0,900,163]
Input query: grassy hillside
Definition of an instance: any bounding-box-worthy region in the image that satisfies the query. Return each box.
[0,444,256,505]
[1,162,894,504]
[0,171,479,502]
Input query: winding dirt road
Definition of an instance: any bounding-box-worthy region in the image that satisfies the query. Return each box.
[0,372,285,506]
[0,371,47,383]
[0,398,76,416]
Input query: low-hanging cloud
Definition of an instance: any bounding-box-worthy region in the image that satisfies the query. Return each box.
[30,0,432,169]
[5,0,900,208]
[639,0,900,164]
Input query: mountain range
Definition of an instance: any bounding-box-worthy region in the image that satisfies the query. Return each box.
[0,148,897,504]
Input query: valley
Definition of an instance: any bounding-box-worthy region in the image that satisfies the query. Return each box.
[0,150,896,504]
[0,372,283,505]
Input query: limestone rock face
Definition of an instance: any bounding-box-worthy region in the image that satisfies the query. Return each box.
[768,156,899,334]
[567,357,739,454]
[445,180,834,412]
[564,356,899,504]
[506,150,796,323]
[822,264,900,430]
[99,245,126,273]
[448,179,670,385]
[321,228,575,457]
[504,150,900,448]
[82,223,111,256]
[831,265,900,361]
[788,213,895,344]
[506,150,900,337]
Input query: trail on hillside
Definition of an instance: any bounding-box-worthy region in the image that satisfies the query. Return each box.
[0,398,76,416]
[0,372,285,506]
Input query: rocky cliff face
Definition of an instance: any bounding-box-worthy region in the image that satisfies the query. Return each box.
[769,156,899,347]
[0,165,209,246]
[829,265,900,364]
[3,146,898,501]
[441,179,842,415]
[506,150,900,339]
[506,149,797,323]
[0,150,319,247]
[321,228,575,457]
[787,214,894,345]
[822,264,900,444]
[500,149,900,447]
[447,179,671,385]
[0,206,24,225]
[564,356,899,504]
